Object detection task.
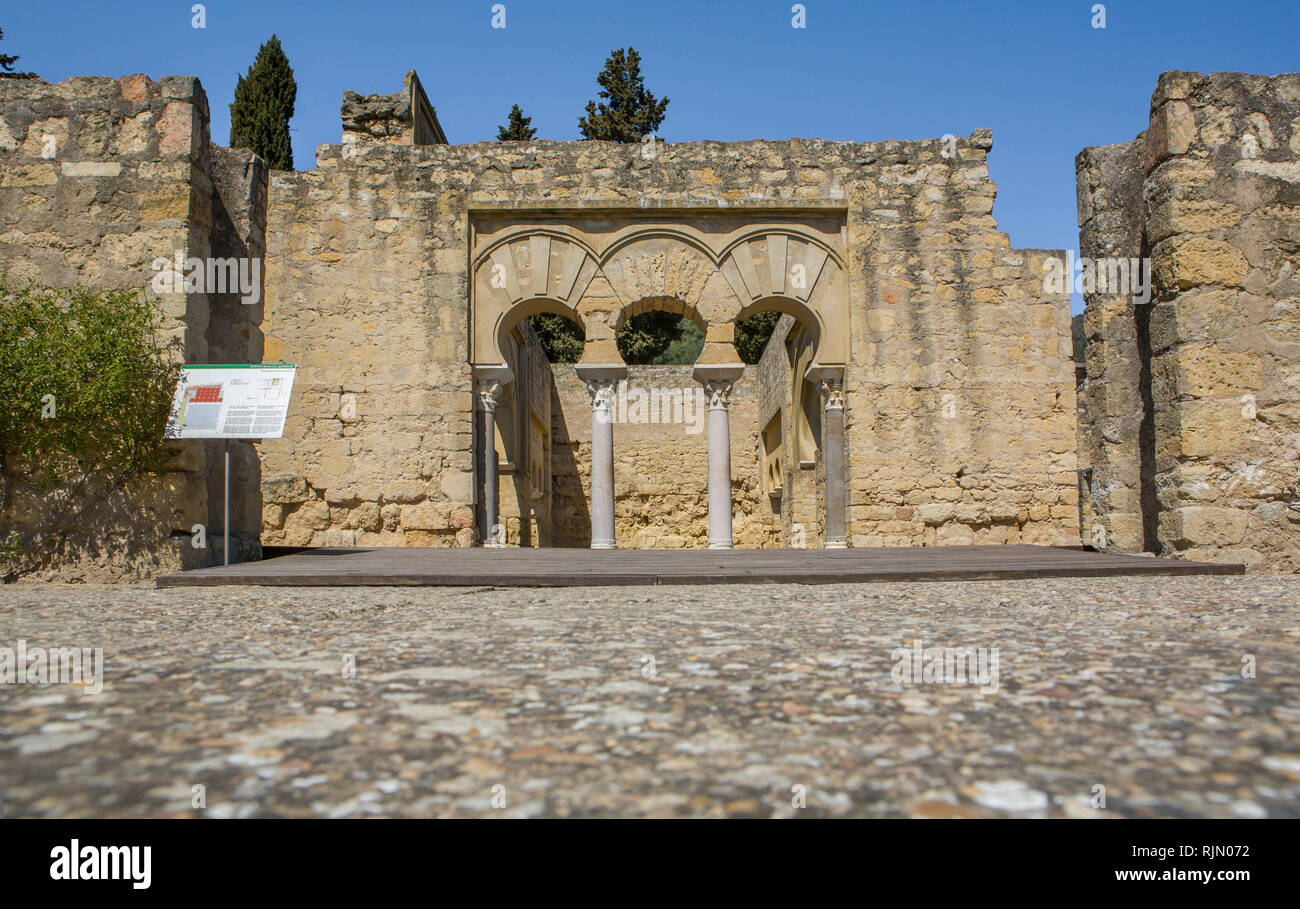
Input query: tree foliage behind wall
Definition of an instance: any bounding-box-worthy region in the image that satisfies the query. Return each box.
[497,104,537,140]
[653,317,704,365]
[229,35,297,170]
[528,313,585,363]
[578,47,669,143]
[733,311,781,364]
[616,310,685,364]
[530,309,777,365]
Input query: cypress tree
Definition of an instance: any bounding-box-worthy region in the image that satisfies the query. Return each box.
[578,47,668,143]
[229,35,296,170]
[496,104,537,140]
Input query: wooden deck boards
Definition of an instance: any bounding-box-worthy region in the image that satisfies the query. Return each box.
[155,545,1245,587]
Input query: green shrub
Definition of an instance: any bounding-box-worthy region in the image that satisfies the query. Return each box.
[0,276,180,485]
[652,317,704,365]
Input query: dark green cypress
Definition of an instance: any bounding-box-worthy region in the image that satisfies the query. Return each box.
[497,104,537,141]
[229,35,297,170]
[577,47,668,143]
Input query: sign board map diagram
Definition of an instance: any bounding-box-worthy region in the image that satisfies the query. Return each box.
[164,364,297,439]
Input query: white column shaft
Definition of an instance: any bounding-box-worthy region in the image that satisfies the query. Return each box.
[588,379,617,550]
[704,381,735,550]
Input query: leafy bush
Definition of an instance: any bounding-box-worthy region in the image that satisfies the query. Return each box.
[617,311,690,364]
[0,277,180,485]
[652,317,704,365]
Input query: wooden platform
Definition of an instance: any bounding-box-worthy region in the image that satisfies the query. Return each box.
[155,545,1244,588]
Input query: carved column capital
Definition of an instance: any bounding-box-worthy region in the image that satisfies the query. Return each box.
[477,379,503,413]
[819,378,845,411]
[703,379,735,410]
[585,377,619,419]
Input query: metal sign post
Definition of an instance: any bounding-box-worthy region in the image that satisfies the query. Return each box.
[224,440,231,567]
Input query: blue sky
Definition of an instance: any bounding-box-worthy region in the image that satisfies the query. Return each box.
[5,1,1298,313]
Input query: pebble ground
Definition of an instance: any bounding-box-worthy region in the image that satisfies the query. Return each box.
[0,575,1297,818]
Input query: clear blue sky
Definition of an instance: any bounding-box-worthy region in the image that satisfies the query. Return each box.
[6,1,1298,313]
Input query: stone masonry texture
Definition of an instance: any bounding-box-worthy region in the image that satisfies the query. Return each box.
[261,105,1078,553]
[1077,72,1300,571]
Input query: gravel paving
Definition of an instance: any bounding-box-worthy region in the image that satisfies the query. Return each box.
[0,575,1297,818]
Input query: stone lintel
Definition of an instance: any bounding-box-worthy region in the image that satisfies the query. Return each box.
[692,364,745,385]
[472,364,514,386]
[573,363,628,383]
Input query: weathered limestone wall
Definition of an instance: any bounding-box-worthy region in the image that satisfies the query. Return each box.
[843,131,1078,547]
[269,118,1080,549]
[1149,72,1300,569]
[258,145,474,548]
[2,69,1084,566]
[1076,139,1148,552]
[341,71,447,148]
[1079,71,1300,570]
[0,74,265,579]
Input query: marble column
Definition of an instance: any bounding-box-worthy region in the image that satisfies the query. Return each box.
[477,377,505,547]
[695,364,745,550]
[819,375,848,548]
[706,379,736,549]
[585,377,618,550]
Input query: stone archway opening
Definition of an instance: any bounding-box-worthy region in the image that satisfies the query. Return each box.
[728,296,843,548]
[469,214,849,551]
[494,297,586,367]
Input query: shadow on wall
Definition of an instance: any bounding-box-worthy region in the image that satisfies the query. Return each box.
[548,383,594,547]
[202,146,269,564]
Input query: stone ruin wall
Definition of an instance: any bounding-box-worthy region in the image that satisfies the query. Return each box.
[0,74,265,579]
[1077,138,1147,553]
[341,71,447,148]
[261,110,1081,550]
[841,132,1078,548]
[0,69,1131,569]
[258,140,476,549]
[1079,71,1300,571]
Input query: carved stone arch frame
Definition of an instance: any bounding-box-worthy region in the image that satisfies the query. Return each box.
[470,219,849,372]
[472,227,601,375]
